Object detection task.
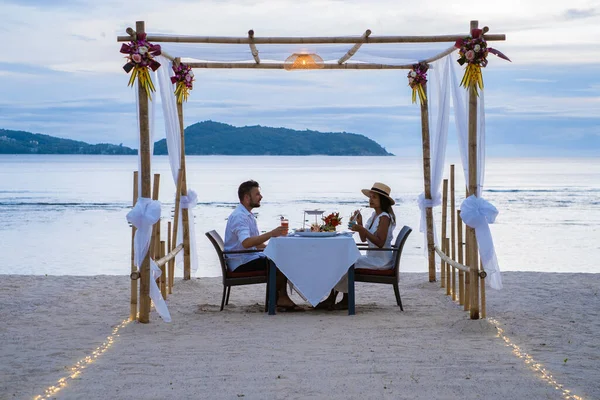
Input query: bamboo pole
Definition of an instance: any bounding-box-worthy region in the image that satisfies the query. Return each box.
[467,20,481,320]
[168,220,174,294]
[248,30,260,64]
[464,233,470,311]
[419,82,436,282]
[450,165,457,301]
[176,101,191,280]
[338,29,371,64]
[445,237,451,294]
[480,257,486,319]
[130,171,138,321]
[160,241,167,299]
[136,20,152,324]
[152,173,161,260]
[117,33,506,44]
[441,178,448,289]
[457,210,464,306]
[171,168,184,259]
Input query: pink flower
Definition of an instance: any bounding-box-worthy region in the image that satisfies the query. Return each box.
[132,53,142,63]
[466,50,475,61]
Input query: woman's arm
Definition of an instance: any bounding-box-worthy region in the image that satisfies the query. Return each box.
[358,215,390,248]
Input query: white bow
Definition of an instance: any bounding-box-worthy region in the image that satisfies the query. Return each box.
[180,189,198,209]
[460,195,502,290]
[126,197,172,322]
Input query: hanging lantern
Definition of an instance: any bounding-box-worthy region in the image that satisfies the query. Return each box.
[284,53,324,71]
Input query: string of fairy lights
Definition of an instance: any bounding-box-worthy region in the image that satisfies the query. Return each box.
[31,315,583,399]
[487,318,583,400]
[33,318,131,400]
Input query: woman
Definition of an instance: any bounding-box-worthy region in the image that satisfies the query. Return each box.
[319,182,397,310]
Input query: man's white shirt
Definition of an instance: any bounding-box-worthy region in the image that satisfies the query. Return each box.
[223,203,264,271]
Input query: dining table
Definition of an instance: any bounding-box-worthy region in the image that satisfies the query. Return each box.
[262,232,361,315]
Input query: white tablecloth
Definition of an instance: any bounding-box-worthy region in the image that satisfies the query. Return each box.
[263,236,361,306]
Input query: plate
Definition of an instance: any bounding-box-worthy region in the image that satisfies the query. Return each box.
[293,231,337,237]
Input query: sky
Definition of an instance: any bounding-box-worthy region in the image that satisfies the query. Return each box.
[0,0,599,156]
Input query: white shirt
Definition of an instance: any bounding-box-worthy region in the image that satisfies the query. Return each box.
[224,203,264,271]
[355,211,396,270]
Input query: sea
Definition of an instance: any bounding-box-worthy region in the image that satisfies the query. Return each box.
[1,155,599,277]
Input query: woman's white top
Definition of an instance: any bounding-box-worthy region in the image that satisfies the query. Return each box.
[355,211,396,270]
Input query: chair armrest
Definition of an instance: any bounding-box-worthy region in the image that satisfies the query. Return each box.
[357,247,398,252]
[223,249,264,255]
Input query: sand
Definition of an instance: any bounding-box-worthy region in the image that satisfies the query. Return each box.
[1,272,599,400]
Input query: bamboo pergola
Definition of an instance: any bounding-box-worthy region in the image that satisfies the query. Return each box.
[119,20,506,322]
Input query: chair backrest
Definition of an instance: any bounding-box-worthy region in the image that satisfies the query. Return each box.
[205,230,228,282]
[392,226,412,276]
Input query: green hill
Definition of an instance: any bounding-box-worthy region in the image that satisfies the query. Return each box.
[153,121,393,156]
[0,122,393,156]
[0,129,136,155]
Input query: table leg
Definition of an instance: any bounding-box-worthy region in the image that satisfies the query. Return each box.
[268,260,277,315]
[348,265,355,316]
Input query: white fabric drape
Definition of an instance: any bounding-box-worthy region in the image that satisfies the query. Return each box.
[126,198,171,322]
[155,56,199,275]
[449,61,502,289]
[459,195,502,289]
[417,56,452,264]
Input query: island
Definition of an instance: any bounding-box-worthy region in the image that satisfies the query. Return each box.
[0,121,393,156]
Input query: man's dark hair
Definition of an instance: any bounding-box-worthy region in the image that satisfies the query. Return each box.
[238,180,259,202]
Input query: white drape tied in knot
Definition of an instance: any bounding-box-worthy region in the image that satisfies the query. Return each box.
[459,195,503,290]
[126,197,172,322]
[417,192,442,233]
[180,189,197,209]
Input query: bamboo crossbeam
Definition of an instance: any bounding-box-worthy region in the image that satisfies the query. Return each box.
[248,30,260,64]
[422,46,458,64]
[338,29,371,64]
[434,246,470,273]
[117,33,506,44]
[156,244,184,268]
[185,62,421,70]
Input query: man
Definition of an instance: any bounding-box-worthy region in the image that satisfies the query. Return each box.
[224,180,302,311]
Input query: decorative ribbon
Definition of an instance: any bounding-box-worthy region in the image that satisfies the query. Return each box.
[126,197,172,322]
[180,189,197,209]
[459,195,503,290]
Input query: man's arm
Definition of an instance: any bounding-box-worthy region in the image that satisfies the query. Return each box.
[241,226,286,249]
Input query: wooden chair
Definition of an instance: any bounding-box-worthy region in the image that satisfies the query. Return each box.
[205,230,270,311]
[354,225,412,311]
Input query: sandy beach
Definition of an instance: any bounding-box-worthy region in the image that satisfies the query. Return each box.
[1,272,598,400]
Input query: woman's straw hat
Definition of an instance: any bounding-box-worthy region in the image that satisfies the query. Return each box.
[361,182,395,205]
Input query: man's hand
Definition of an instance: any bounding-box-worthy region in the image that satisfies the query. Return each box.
[269,226,288,238]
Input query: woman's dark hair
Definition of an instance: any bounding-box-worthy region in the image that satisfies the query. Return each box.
[378,193,396,224]
[238,180,259,202]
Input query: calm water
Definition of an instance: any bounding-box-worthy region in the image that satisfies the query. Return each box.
[1,155,599,276]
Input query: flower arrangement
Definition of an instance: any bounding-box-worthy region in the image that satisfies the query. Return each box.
[321,212,343,232]
[170,63,194,104]
[120,33,162,98]
[407,63,428,105]
[455,28,510,93]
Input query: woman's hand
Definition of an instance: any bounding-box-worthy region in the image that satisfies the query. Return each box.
[352,210,363,225]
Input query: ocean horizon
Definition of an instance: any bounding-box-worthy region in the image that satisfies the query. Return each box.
[1,154,599,277]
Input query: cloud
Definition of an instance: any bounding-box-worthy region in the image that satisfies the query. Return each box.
[0,0,599,156]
